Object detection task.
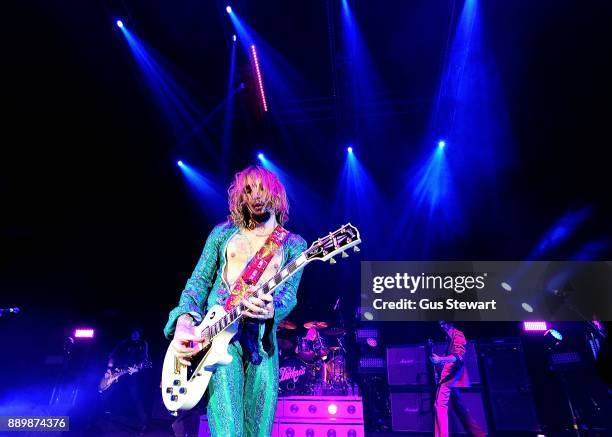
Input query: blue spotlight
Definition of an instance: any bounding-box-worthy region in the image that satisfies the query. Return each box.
[438,140,446,149]
[226,5,232,14]
[177,161,226,218]
[347,146,353,154]
[232,34,237,42]
[257,152,265,161]
[116,20,124,29]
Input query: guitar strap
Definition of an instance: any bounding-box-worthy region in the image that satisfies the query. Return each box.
[224,225,289,311]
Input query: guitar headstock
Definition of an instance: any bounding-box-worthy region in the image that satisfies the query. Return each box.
[305,223,361,264]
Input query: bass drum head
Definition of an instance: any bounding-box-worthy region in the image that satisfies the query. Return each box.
[279,357,309,394]
[324,355,347,385]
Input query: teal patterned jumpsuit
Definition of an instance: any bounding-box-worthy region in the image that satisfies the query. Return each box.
[164,221,306,437]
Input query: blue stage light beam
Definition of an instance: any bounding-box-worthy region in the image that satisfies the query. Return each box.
[226,6,232,14]
[397,0,515,254]
[226,10,269,113]
[431,0,479,134]
[180,84,243,151]
[571,238,610,260]
[429,0,513,192]
[227,10,254,48]
[177,162,226,219]
[222,34,238,177]
[117,25,216,151]
[116,20,124,29]
[257,154,324,233]
[334,148,384,254]
[529,206,592,259]
[339,0,383,135]
[410,145,454,220]
[227,7,335,161]
[391,140,462,257]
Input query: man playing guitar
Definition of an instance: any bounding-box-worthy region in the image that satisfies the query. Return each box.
[164,166,306,437]
[431,321,486,437]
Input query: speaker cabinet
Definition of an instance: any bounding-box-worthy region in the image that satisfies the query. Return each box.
[390,389,487,434]
[480,338,540,432]
[386,345,429,386]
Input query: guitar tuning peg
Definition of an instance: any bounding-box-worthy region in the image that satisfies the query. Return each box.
[353,246,360,253]
[341,251,349,258]
[329,257,337,265]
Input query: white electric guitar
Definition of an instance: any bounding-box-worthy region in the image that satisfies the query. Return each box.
[161,223,361,414]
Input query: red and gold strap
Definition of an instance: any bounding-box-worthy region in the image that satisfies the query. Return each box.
[224,225,289,310]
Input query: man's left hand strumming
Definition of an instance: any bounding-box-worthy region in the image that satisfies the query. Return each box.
[241,288,275,320]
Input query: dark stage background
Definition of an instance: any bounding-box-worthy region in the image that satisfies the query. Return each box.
[1,0,612,434]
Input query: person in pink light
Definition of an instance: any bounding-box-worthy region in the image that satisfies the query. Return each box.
[431,321,486,437]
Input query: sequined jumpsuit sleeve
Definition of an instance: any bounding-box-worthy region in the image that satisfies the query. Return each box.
[163,223,226,339]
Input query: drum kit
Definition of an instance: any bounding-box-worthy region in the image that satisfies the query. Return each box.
[277,319,354,396]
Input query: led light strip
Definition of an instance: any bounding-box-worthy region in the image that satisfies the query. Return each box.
[250,44,268,112]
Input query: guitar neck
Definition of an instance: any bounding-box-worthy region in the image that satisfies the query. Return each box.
[255,252,309,297]
[204,223,361,340]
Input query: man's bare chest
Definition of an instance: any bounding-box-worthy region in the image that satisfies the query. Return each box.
[224,233,283,286]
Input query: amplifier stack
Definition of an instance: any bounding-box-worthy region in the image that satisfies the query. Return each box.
[386,341,488,434]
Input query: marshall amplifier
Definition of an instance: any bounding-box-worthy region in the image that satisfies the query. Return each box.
[480,338,540,432]
[387,345,430,386]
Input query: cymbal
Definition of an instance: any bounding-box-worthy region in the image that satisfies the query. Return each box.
[277,338,294,350]
[278,320,297,330]
[329,346,341,351]
[304,321,328,329]
[323,327,346,336]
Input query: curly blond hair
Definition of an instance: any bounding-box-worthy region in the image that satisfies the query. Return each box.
[227,166,289,229]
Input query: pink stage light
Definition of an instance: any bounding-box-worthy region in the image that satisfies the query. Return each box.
[250,45,268,112]
[327,404,338,415]
[74,328,95,338]
[523,321,548,332]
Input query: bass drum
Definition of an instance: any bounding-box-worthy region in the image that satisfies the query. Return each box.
[278,357,310,394]
[324,355,347,385]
